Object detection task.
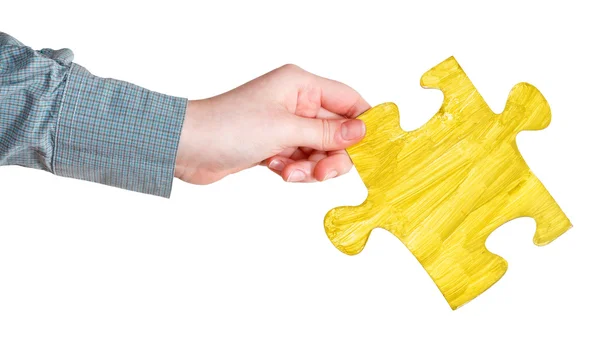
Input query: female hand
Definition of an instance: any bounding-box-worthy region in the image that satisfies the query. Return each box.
[175,64,370,184]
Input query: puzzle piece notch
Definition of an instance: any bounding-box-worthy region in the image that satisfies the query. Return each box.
[324,57,571,309]
[421,56,552,134]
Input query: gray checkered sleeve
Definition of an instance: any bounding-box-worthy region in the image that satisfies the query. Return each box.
[0,32,187,198]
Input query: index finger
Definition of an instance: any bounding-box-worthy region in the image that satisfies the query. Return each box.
[313,75,371,118]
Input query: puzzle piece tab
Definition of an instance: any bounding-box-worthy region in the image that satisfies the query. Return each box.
[324,57,571,309]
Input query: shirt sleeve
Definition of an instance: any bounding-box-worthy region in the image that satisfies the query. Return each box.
[0,32,187,198]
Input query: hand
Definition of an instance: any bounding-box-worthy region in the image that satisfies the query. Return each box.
[174,64,370,184]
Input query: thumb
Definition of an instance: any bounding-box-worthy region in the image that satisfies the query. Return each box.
[293,117,366,151]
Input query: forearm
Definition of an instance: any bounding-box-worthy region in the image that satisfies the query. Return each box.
[0,32,187,197]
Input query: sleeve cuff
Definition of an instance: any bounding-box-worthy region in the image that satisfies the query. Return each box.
[53,63,187,198]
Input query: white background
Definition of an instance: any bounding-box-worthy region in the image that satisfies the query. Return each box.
[2,1,598,340]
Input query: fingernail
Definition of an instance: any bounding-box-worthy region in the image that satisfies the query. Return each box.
[323,171,338,181]
[286,170,305,182]
[341,120,365,140]
[269,159,285,171]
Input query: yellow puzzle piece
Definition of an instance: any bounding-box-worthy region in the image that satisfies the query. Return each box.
[324,57,571,309]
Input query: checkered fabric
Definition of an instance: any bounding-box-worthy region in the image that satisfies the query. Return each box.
[0,32,187,198]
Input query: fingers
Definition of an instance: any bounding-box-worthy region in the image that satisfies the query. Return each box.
[316,107,344,120]
[260,64,368,183]
[265,149,354,182]
[313,150,354,180]
[266,157,318,182]
[275,63,370,119]
[313,75,371,118]
[291,116,366,151]
[279,64,370,118]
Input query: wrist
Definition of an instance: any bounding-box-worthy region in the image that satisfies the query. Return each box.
[175,100,200,180]
[174,99,217,183]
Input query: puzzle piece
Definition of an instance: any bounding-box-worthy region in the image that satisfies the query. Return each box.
[324,57,571,309]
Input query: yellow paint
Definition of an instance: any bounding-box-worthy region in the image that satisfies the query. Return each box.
[324,57,571,309]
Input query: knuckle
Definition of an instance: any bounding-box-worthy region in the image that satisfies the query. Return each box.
[321,119,332,150]
[279,63,303,74]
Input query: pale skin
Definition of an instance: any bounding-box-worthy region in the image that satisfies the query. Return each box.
[174,64,371,184]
